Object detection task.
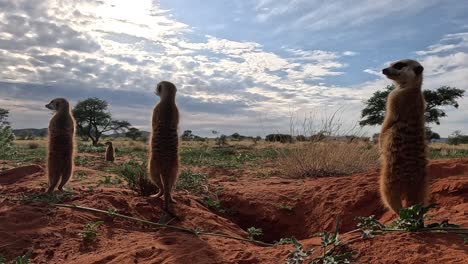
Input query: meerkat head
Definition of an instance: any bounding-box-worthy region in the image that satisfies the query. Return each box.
[155,81,177,100]
[45,98,70,112]
[105,141,113,146]
[382,59,424,88]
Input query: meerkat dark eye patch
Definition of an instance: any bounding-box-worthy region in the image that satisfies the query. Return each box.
[414,65,424,75]
[157,84,162,95]
[392,62,407,70]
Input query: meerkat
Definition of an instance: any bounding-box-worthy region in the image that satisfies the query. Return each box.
[379,59,427,215]
[45,98,76,193]
[148,81,180,212]
[104,141,115,162]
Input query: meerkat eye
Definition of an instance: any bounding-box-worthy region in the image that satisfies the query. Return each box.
[393,62,407,70]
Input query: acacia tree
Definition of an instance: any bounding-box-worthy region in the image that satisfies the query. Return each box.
[0,108,9,126]
[72,97,131,145]
[126,127,142,140]
[0,108,15,158]
[360,85,464,138]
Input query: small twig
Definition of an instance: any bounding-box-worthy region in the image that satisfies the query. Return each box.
[54,203,273,246]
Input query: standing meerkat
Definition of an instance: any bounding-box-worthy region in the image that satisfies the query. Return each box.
[148,81,180,212]
[104,141,115,162]
[45,98,75,193]
[380,59,427,215]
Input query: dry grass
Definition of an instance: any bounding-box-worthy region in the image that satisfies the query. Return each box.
[278,140,379,178]
[430,142,468,150]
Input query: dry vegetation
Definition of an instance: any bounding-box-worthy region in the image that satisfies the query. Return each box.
[277,140,379,178]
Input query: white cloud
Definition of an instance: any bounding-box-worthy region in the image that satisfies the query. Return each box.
[255,0,440,32]
[363,69,381,76]
[416,32,468,55]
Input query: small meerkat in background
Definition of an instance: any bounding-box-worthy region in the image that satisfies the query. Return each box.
[148,81,180,212]
[380,59,428,215]
[45,98,75,193]
[105,141,115,162]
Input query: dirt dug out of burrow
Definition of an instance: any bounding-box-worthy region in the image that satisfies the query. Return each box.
[0,159,467,263]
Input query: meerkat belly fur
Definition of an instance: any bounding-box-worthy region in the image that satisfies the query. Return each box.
[148,81,180,212]
[46,98,76,193]
[105,141,115,162]
[380,59,428,214]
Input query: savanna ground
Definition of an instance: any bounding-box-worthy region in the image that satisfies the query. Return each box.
[0,138,467,263]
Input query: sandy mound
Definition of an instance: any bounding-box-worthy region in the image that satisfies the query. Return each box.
[0,159,467,263]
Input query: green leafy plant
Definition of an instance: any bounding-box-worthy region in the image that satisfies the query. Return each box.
[115,161,157,196]
[176,170,208,195]
[80,220,104,242]
[356,204,468,243]
[78,143,106,153]
[17,191,73,204]
[11,251,32,264]
[283,237,314,264]
[97,175,113,185]
[311,221,356,264]
[355,215,385,239]
[74,170,88,180]
[247,227,263,240]
[393,204,434,231]
[202,196,224,212]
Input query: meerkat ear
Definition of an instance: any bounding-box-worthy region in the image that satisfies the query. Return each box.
[414,65,424,75]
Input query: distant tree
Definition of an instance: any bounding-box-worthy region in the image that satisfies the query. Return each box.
[252,136,261,145]
[448,130,468,145]
[231,132,241,141]
[72,97,131,145]
[296,135,307,142]
[360,85,465,127]
[265,134,293,143]
[0,108,15,158]
[126,127,142,140]
[182,130,194,141]
[310,132,326,142]
[217,134,227,147]
[426,127,440,141]
[0,108,10,127]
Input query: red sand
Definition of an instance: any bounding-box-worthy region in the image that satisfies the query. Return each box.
[0,158,467,263]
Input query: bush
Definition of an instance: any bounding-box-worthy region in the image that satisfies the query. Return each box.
[278,141,379,178]
[448,130,468,145]
[115,161,157,196]
[176,170,208,195]
[265,134,293,143]
[27,142,40,149]
[0,126,15,159]
[78,143,106,153]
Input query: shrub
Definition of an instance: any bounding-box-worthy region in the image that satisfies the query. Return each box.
[176,170,208,195]
[448,130,468,145]
[115,161,157,196]
[0,126,15,159]
[278,141,379,178]
[78,143,106,153]
[27,142,39,149]
[265,134,293,143]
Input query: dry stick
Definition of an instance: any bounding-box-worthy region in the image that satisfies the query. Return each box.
[54,203,273,247]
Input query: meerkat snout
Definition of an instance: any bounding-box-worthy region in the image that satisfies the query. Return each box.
[45,100,58,110]
[46,98,69,111]
[382,59,424,84]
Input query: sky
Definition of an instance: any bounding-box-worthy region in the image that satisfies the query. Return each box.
[0,0,467,137]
